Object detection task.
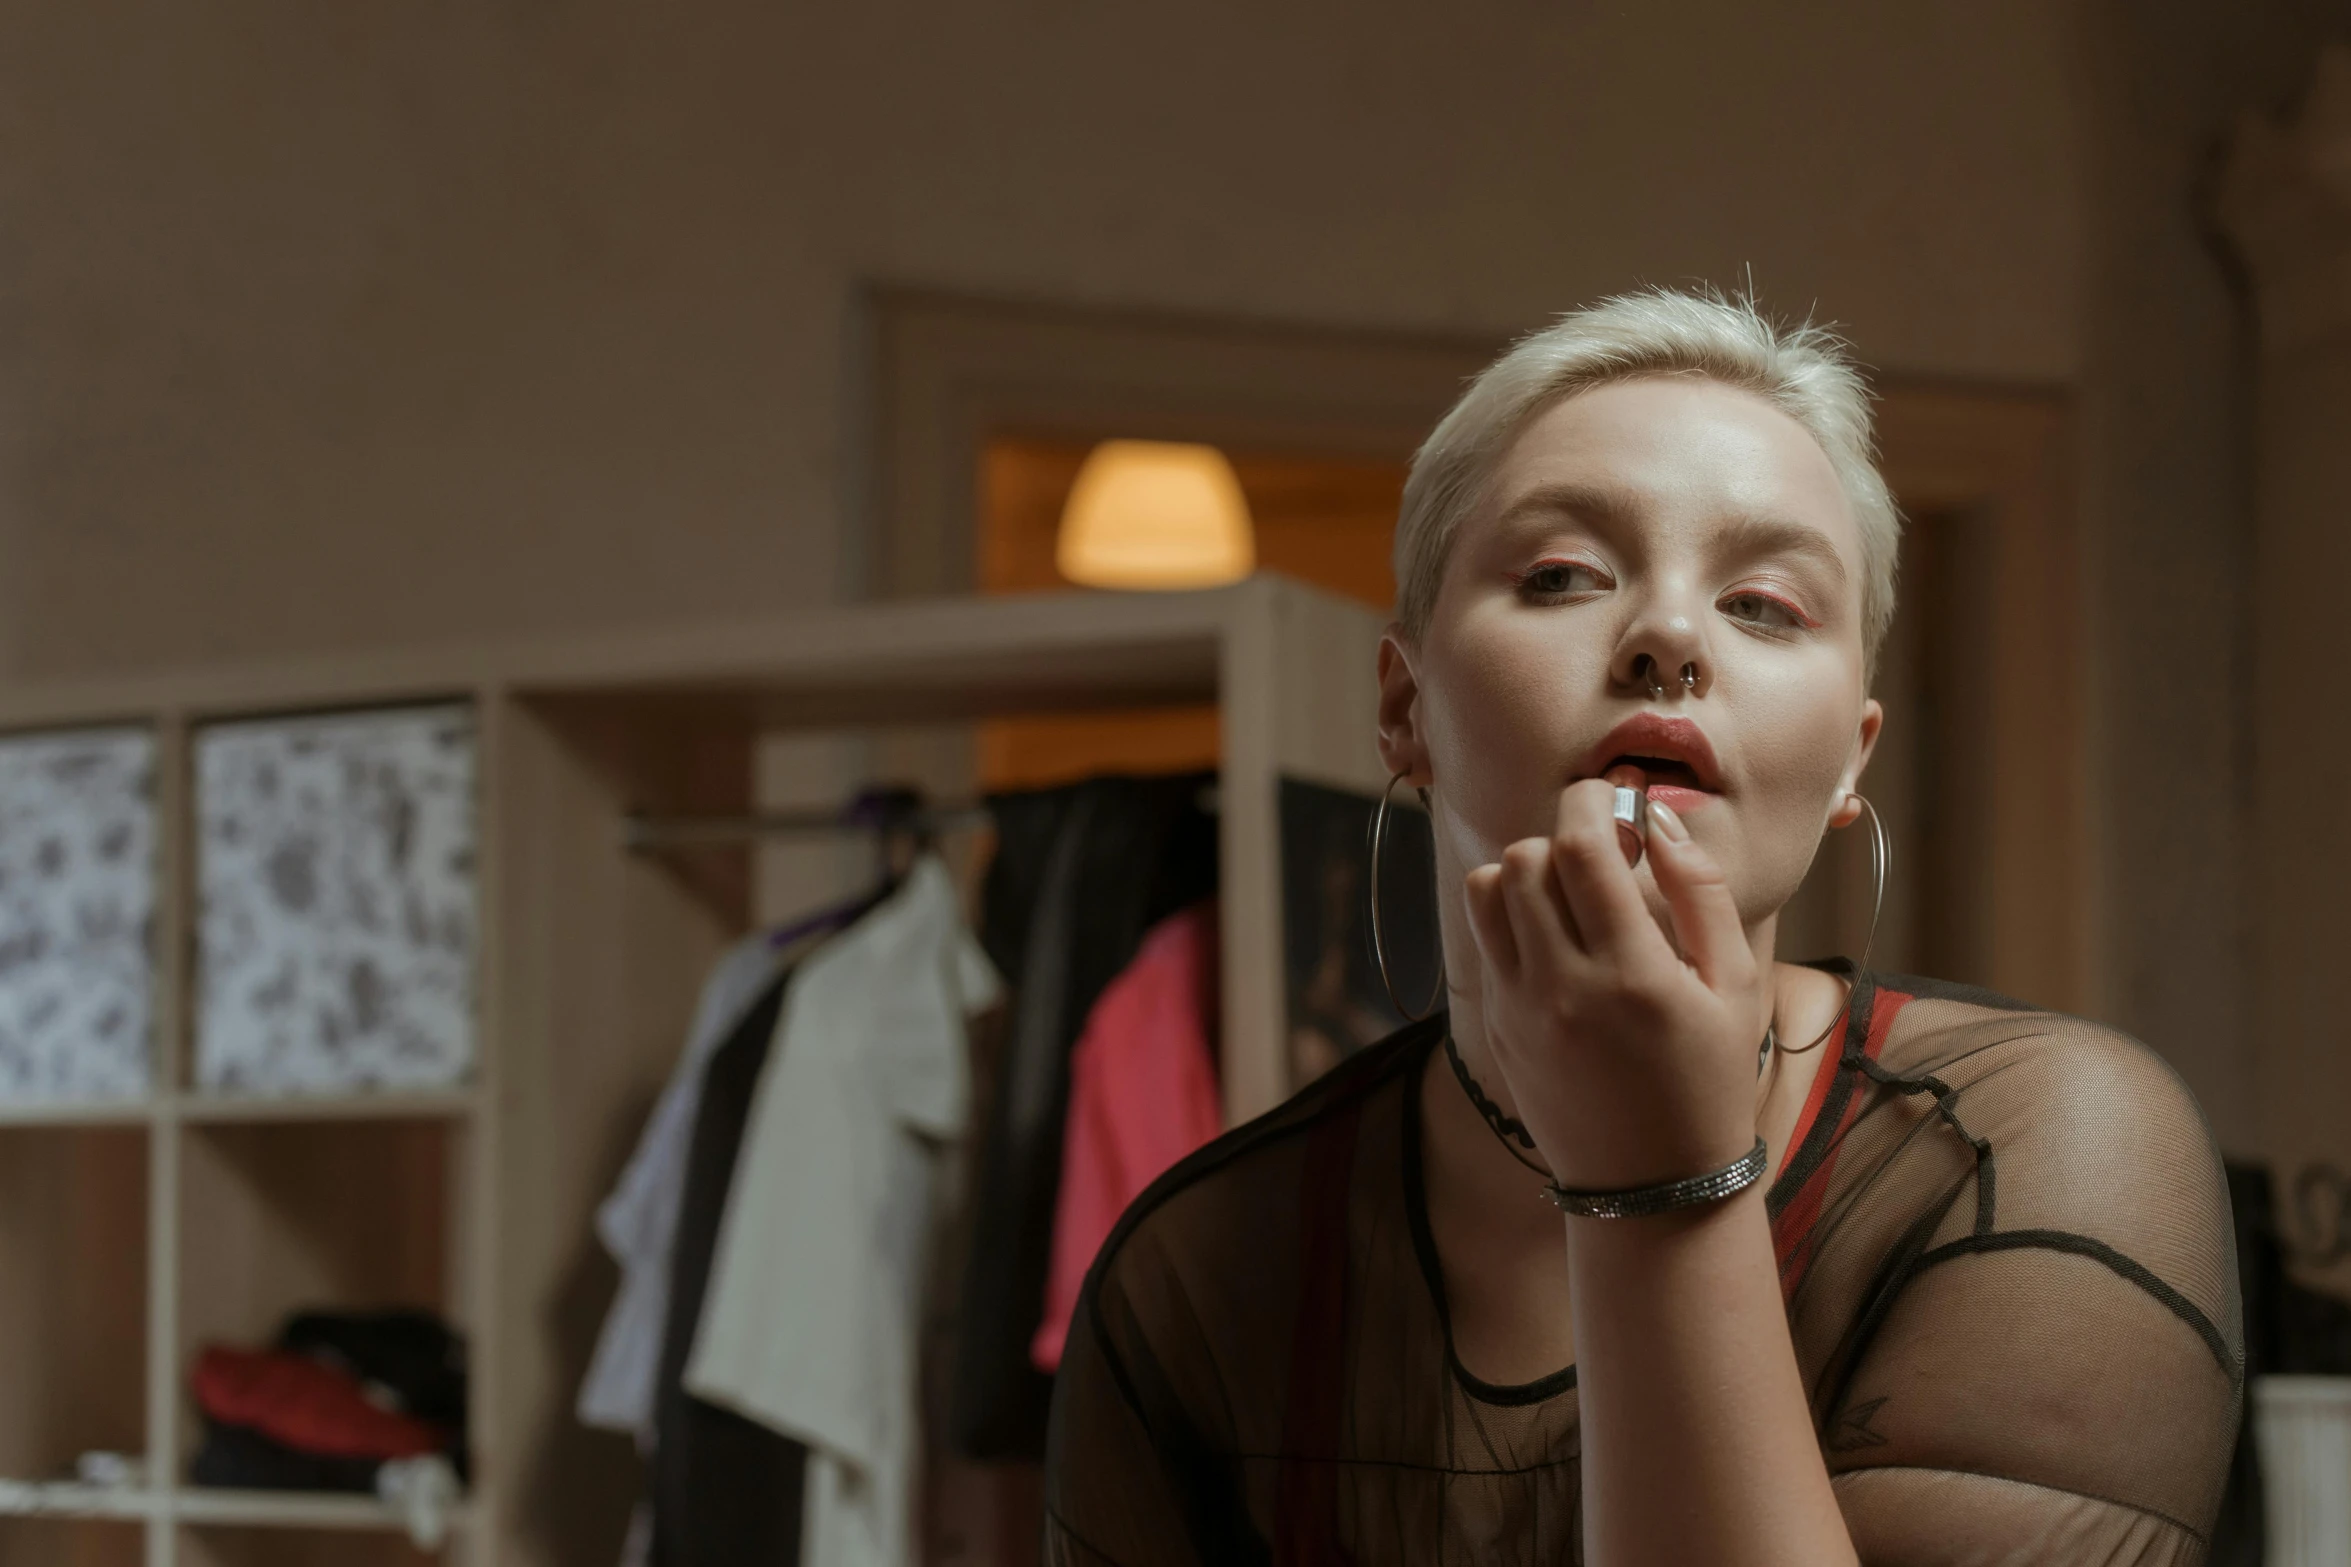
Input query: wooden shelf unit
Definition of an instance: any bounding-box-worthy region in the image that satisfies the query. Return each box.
[0,574,1389,1566]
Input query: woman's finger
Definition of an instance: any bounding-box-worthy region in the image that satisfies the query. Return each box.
[1462,862,1520,983]
[1497,836,1579,980]
[1549,780,1663,962]
[1643,800,1751,992]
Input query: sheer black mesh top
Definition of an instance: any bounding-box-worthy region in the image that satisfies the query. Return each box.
[1043,971,2241,1565]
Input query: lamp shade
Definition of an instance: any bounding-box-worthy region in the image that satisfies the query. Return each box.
[1056,440,1255,590]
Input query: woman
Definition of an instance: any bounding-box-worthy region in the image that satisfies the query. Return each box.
[1042,291,2239,1565]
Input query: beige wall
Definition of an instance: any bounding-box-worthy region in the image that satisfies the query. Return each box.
[2216,41,2351,1289]
[1,0,2339,1150]
[0,0,2083,679]
[2074,0,2348,1154]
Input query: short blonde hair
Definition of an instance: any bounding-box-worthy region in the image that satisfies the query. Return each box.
[1393,288,1900,668]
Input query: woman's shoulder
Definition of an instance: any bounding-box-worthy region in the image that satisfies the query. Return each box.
[1864,970,2199,1107]
[1855,970,2226,1216]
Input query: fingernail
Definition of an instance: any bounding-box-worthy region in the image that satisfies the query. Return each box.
[1648,799,1689,843]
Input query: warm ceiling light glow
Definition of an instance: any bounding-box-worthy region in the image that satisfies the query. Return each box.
[1056,440,1255,590]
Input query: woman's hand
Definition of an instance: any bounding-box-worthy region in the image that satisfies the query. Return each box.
[1461,780,1767,1191]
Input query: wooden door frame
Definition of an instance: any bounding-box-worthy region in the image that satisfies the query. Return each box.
[855,286,1498,599]
[1872,386,2081,1012]
[858,287,2083,1010]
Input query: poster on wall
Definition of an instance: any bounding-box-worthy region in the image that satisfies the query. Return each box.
[1279,776,1439,1087]
[195,703,478,1096]
[0,727,157,1103]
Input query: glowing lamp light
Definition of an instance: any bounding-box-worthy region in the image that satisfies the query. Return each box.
[1056,440,1255,590]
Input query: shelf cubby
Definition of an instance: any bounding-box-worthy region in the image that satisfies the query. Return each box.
[175,1118,455,1480]
[0,1126,148,1486]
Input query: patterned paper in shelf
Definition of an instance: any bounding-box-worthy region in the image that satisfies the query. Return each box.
[0,727,157,1104]
[195,704,478,1096]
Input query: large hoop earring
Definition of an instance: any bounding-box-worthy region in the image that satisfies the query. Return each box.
[1850,792,1890,976]
[1370,771,1444,1023]
[1777,791,1890,1057]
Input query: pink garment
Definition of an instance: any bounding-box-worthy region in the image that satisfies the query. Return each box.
[1030,900,1223,1372]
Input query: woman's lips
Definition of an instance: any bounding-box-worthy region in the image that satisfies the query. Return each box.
[1582,713,1724,793]
[1580,715,1725,824]
[1644,782,1716,814]
[1601,761,1715,817]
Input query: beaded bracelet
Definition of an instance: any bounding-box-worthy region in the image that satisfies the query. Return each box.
[1539,1136,1770,1219]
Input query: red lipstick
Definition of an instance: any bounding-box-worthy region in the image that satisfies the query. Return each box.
[1606,761,1649,865]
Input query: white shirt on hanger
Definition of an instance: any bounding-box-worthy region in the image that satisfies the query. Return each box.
[685,855,1000,1567]
[576,929,785,1446]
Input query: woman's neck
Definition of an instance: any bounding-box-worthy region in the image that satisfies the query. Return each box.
[1426,934,1850,1249]
[1432,891,1787,1117]
[1414,949,1853,1388]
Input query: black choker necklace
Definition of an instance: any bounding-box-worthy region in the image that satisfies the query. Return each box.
[1441,1023,1778,1179]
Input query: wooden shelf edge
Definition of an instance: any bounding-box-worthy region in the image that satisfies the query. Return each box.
[0,1087,488,1127]
[0,1479,156,1519]
[0,1098,157,1128]
[0,575,1370,729]
[170,1486,470,1532]
[174,1088,483,1124]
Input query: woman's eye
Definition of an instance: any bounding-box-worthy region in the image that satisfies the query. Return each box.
[1519,561,1605,598]
[1720,591,1807,629]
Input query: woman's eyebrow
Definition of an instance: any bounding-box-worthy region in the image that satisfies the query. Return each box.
[1490,481,1644,534]
[1712,512,1850,589]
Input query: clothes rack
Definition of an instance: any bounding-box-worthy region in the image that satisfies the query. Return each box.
[621,785,1221,853]
[620,793,990,853]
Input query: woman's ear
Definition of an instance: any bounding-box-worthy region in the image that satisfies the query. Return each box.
[1376,630,1432,785]
[1827,697,1885,829]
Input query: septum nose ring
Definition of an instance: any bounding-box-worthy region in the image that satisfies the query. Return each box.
[1640,657,1701,700]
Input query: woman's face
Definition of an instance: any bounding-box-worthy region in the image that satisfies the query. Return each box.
[1384,374,1881,930]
